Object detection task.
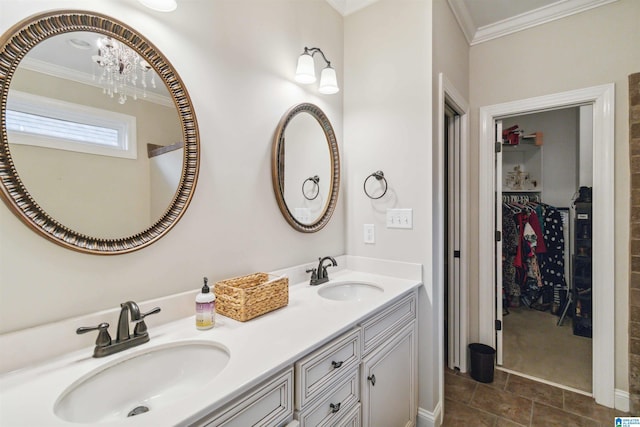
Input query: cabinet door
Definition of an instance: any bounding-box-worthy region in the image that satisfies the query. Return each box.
[361,321,416,427]
[202,368,293,427]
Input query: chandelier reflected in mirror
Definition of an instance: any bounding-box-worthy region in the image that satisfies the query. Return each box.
[91,37,156,104]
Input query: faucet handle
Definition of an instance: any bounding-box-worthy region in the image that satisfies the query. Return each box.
[133,307,161,336]
[306,268,318,280]
[77,322,112,347]
[140,307,161,319]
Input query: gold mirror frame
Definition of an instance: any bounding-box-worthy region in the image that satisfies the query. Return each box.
[271,103,340,233]
[0,10,199,254]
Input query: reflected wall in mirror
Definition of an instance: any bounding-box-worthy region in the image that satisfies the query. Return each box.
[271,103,340,233]
[0,11,199,254]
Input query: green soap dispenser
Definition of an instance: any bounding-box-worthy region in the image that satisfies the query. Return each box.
[196,277,216,330]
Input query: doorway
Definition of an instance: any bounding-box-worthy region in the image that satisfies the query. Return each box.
[437,73,469,425]
[497,107,593,393]
[478,84,615,408]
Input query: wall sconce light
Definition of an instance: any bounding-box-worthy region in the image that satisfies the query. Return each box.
[137,0,177,12]
[295,47,339,95]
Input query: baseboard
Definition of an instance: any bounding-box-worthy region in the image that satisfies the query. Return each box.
[417,402,442,427]
[615,389,630,412]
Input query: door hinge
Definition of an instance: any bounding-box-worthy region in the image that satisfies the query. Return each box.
[495,231,501,241]
[495,320,502,331]
[454,250,461,258]
[495,142,502,153]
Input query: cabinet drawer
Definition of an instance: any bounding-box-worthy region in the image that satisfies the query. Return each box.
[361,290,416,356]
[202,368,293,427]
[334,402,361,427]
[296,369,360,427]
[295,328,360,409]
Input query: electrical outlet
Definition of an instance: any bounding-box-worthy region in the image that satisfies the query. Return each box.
[364,224,375,244]
[386,208,413,229]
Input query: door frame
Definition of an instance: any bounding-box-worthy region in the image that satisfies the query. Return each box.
[444,103,464,371]
[436,73,469,419]
[478,84,615,407]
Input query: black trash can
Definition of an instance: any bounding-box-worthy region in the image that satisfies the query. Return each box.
[468,343,496,383]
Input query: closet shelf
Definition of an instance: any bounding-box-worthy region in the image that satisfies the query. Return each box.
[521,131,543,146]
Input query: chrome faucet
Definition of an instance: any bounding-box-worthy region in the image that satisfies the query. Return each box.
[306,256,338,286]
[77,301,161,358]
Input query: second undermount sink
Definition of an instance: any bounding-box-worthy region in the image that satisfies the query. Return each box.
[317,281,384,301]
[54,341,230,424]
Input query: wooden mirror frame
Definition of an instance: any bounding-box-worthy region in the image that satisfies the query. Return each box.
[271,103,340,233]
[0,10,199,255]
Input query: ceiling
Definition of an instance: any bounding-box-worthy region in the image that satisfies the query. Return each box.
[18,31,172,106]
[326,0,617,45]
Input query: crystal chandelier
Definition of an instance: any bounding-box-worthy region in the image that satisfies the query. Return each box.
[92,37,156,104]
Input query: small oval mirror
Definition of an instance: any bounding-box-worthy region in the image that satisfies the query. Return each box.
[271,103,340,232]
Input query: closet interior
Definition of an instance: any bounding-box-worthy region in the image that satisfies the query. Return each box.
[499,106,593,392]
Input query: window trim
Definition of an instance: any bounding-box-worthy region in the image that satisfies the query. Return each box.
[6,90,137,159]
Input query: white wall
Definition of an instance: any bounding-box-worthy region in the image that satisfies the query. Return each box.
[344,0,436,415]
[580,105,594,187]
[468,0,640,393]
[150,148,183,221]
[503,108,579,208]
[0,0,344,333]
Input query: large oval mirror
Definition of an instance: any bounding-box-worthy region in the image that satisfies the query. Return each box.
[271,103,339,232]
[0,11,199,254]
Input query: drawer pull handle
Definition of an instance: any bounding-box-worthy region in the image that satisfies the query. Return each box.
[368,374,376,386]
[330,402,341,413]
[331,360,343,369]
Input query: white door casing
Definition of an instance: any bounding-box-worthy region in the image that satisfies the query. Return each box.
[478,84,615,407]
[495,120,503,367]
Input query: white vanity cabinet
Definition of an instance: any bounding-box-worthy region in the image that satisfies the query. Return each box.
[181,289,417,427]
[197,368,294,427]
[360,291,417,427]
[294,289,417,427]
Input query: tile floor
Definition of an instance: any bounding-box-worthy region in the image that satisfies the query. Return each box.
[443,368,633,426]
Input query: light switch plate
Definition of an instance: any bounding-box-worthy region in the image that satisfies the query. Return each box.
[364,224,375,244]
[386,208,413,229]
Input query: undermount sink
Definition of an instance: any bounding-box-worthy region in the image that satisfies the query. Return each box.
[54,341,230,424]
[317,281,384,301]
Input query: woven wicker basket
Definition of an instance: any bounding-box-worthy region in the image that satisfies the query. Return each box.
[214,273,289,322]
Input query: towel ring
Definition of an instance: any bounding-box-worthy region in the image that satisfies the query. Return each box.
[302,175,320,200]
[364,170,387,199]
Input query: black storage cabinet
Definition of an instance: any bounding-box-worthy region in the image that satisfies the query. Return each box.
[573,201,592,338]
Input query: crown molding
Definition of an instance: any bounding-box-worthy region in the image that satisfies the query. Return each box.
[448,0,618,46]
[325,0,380,16]
[446,0,476,44]
[18,57,173,108]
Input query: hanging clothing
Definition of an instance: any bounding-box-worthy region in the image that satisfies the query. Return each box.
[502,206,519,299]
[528,211,547,254]
[501,200,567,310]
[540,207,567,307]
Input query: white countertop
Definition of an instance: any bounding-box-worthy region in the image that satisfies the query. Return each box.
[0,259,422,426]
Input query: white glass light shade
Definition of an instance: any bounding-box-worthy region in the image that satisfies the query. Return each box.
[295,53,316,84]
[137,0,177,12]
[318,66,339,94]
